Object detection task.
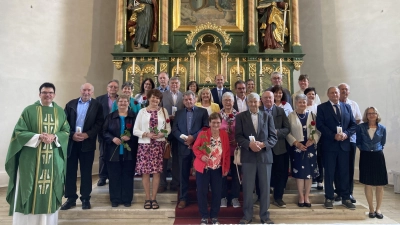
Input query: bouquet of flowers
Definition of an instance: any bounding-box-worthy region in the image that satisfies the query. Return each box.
[197,127,211,154]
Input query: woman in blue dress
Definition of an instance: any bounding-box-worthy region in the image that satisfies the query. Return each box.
[286,94,320,207]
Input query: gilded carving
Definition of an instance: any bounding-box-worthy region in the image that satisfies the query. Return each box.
[160,63,168,72]
[112,60,123,70]
[249,63,256,77]
[262,65,274,75]
[293,60,303,71]
[142,64,156,74]
[172,65,187,75]
[229,66,245,78]
[186,22,232,46]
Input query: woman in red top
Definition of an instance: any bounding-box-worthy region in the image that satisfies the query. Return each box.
[192,112,230,225]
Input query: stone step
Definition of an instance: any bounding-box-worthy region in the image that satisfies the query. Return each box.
[58,218,175,225]
[58,202,176,220]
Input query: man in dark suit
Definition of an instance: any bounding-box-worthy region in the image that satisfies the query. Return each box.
[260,91,290,208]
[95,79,119,186]
[236,93,278,224]
[172,91,209,209]
[265,72,292,106]
[159,77,184,193]
[211,74,233,109]
[316,86,357,210]
[61,83,103,210]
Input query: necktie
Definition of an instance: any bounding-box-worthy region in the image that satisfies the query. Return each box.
[334,104,341,122]
[218,90,222,102]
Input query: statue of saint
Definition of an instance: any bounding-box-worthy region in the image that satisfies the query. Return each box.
[127,0,158,50]
[257,0,289,50]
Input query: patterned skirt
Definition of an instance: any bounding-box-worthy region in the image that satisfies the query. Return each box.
[135,140,166,175]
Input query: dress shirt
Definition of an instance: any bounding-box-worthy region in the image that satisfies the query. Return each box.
[107,94,114,112]
[342,98,362,143]
[217,87,223,102]
[157,85,170,93]
[76,98,91,132]
[186,107,194,134]
[329,101,341,115]
[171,90,178,106]
[263,105,273,114]
[250,110,259,134]
[236,95,248,112]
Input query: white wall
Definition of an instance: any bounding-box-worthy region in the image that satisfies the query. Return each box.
[0,0,117,186]
[299,1,400,184]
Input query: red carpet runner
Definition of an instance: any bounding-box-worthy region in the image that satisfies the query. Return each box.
[173,176,243,225]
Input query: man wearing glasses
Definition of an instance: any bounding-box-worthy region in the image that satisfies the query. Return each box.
[95,79,119,186]
[234,80,247,112]
[5,82,70,224]
[265,72,292,106]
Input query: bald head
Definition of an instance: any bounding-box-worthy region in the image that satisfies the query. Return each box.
[80,83,94,102]
[261,91,274,108]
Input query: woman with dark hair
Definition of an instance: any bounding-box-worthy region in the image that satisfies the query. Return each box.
[135,78,155,104]
[112,81,141,114]
[103,95,138,207]
[304,87,318,114]
[187,81,199,94]
[192,112,230,225]
[133,89,171,210]
[357,107,387,219]
[270,85,293,116]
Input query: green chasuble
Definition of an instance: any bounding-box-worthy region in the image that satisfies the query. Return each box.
[5,101,70,215]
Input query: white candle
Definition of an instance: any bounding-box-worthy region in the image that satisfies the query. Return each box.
[279,58,283,74]
[282,5,287,44]
[259,58,262,74]
[132,57,136,74]
[176,58,179,75]
[154,58,158,74]
[236,58,240,74]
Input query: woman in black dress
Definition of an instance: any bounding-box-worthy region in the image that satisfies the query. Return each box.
[356,107,387,219]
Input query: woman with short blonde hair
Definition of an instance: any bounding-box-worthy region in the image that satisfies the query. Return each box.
[195,87,220,115]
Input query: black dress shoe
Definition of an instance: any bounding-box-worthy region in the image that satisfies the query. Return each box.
[349,195,356,203]
[375,212,384,219]
[334,195,342,202]
[261,218,274,224]
[97,178,107,186]
[124,203,131,207]
[304,202,312,207]
[81,199,91,209]
[111,202,119,207]
[60,200,76,210]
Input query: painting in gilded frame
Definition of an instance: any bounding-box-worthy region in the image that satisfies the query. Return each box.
[173,0,243,32]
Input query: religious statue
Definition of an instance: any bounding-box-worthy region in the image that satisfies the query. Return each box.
[127,0,158,51]
[257,0,289,50]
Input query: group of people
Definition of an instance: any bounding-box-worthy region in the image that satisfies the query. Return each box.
[5,71,388,225]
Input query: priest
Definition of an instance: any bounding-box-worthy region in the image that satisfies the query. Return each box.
[5,82,70,225]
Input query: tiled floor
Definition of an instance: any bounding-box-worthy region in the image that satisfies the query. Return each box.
[0,177,399,224]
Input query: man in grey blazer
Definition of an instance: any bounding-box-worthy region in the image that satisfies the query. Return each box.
[236,93,278,224]
[159,77,184,192]
[260,91,290,208]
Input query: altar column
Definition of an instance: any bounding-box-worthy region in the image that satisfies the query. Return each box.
[221,52,229,79]
[291,0,302,53]
[159,0,169,52]
[247,0,258,53]
[188,52,196,81]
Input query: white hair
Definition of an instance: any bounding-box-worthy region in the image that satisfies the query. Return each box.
[222,92,234,101]
[247,92,260,101]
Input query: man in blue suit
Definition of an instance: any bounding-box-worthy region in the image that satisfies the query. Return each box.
[211,74,232,109]
[172,91,209,209]
[316,87,357,210]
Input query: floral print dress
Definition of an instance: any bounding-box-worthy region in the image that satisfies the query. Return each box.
[291,112,319,179]
[135,110,166,175]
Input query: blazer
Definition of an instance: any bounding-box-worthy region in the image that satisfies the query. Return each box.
[356,123,386,152]
[172,106,209,156]
[316,101,357,152]
[259,105,290,155]
[102,110,138,162]
[286,110,320,146]
[161,91,184,116]
[96,93,117,119]
[64,98,103,156]
[235,110,278,164]
[195,102,220,114]
[192,128,230,175]
[132,107,171,143]
[211,87,238,110]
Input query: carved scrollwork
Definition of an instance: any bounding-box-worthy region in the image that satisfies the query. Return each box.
[293,60,303,71]
[113,60,123,70]
[186,22,232,46]
[160,63,168,72]
[142,64,156,74]
[249,63,256,77]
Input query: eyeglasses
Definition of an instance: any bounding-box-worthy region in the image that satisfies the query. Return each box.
[367,113,377,115]
[40,92,54,95]
[108,85,118,88]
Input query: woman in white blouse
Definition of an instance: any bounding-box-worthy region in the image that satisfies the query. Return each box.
[134,78,155,104]
[304,87,318,114]
[270,85,293,116]
[286,94,320,207]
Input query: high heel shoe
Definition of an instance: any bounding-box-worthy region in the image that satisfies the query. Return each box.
[297,202,304,207]
[304,202,312,207]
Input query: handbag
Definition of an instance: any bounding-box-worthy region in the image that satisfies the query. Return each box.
[161,107,171,159]
[233,144,242,184]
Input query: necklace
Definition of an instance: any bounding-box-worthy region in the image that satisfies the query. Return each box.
[296,111,307,119]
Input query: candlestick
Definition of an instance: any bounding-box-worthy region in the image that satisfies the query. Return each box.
[280,58,283,74]
[236,58,240,74]
[176,58,180,75]
[259,58,262,74]
[154,58,158,74]
[132,57,136,74]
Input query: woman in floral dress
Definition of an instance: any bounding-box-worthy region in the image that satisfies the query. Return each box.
[133,89,171,209]
[286,94,320,207]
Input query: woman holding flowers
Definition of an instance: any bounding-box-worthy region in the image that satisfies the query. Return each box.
[192,113,230,225]
[286,94,320,207]
[133,89,171,210]
[103,94,138,207]
[271,85,293,116]
[219,92,241,208]
[112,81,141,114]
